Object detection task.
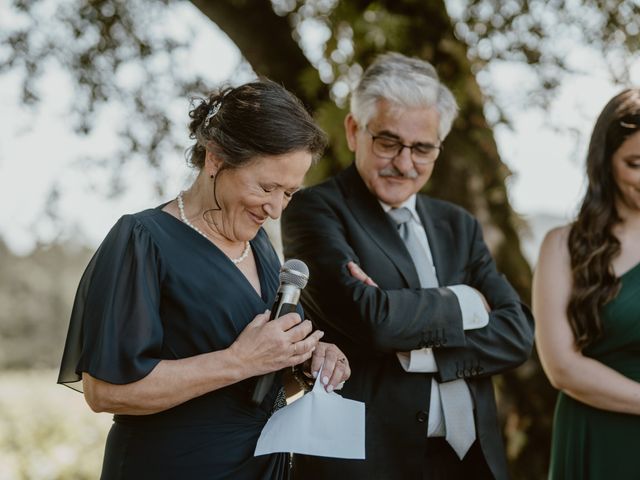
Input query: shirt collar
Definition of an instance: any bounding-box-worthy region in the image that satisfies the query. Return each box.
[379,194,420,223]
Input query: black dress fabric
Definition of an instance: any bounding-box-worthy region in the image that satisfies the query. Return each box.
[58,207,289,480]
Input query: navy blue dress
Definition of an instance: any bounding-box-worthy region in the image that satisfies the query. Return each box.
[58,207,289,480]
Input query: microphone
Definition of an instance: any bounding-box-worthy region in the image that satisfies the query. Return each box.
[252,259,309,406]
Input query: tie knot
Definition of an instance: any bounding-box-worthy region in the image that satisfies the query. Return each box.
[388,207,412,226]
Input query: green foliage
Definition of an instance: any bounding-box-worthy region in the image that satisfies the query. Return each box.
[1,0,211,196]
[451,0,640,111]
[305,100,352,184]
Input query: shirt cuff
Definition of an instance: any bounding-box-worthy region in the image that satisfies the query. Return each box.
[395,285,488,373]
[396,348,438,372]
[447,284,489,330]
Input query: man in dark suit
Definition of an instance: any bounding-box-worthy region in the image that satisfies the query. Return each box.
[281,52,534,479]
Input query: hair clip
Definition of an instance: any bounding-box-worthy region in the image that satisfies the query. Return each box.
[204,101,222,128]
[619,114,640,129]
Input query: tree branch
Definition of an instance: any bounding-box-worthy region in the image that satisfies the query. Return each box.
[190,0,316,103]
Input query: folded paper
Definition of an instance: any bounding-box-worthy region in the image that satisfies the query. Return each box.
[254,370,365,459]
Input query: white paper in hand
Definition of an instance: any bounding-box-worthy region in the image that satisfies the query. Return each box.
[254,369,365,459]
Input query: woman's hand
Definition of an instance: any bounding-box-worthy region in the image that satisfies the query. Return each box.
[230,310,324,378]
[304,342,351,393]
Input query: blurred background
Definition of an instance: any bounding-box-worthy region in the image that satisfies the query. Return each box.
[1,1,639,478]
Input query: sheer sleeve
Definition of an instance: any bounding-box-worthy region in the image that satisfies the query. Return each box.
[58,214,165,392]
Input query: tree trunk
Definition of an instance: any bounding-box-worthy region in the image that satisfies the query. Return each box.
[190,0,324,105]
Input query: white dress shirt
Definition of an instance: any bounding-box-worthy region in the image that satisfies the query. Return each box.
[379,195,489,436]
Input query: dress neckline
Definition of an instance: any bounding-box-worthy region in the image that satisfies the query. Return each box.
[618,260,640,280]
[154,205,270,304]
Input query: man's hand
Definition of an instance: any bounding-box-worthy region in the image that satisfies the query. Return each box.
[347,261,379,287]
[472,287,491,312]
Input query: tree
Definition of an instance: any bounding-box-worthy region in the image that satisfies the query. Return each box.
[2,0,639,477]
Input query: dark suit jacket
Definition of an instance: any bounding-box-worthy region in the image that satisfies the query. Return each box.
[281,164,534,480]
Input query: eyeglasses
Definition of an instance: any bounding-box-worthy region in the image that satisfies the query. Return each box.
[365,126,442,165]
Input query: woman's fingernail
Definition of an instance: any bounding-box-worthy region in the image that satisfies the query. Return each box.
[322,376,329,385]
[327,385,334,393]
[312,371,318,378]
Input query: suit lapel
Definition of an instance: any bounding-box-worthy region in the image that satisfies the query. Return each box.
[336,164,421,288]
[415,196,452,286]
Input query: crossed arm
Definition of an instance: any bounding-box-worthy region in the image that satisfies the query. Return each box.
[349,261,488,372]
[282,192,534,382]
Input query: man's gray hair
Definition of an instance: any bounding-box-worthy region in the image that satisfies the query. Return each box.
[350,52,459,140]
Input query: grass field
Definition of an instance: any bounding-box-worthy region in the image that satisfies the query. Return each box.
[0,369,111,480]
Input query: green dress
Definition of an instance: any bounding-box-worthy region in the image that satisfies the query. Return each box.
[549,262,640,479]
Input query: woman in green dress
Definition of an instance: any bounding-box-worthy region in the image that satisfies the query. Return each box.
[534,88,640,479]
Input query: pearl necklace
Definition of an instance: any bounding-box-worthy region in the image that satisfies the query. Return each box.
[177,191,251,265]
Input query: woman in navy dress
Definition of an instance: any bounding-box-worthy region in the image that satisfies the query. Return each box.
[58,80,351,479]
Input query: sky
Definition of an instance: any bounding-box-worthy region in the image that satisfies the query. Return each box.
[0,2,638,256]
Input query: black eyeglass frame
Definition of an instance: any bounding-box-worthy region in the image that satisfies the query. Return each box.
[364,125,443,165]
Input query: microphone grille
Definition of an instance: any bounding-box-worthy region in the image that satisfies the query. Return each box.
[280,259,309,289]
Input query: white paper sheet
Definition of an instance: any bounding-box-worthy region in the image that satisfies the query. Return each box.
[254,371,365,459]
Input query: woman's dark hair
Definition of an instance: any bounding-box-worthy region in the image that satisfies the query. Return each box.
[187,79,327,170]
[567,88,640,349]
